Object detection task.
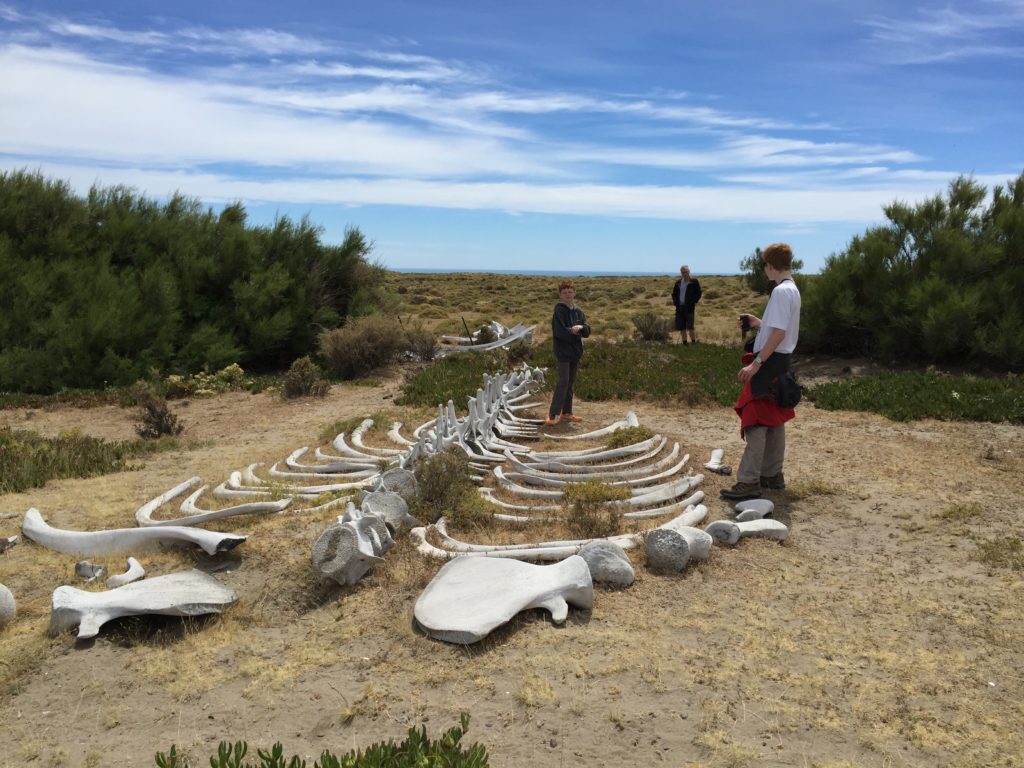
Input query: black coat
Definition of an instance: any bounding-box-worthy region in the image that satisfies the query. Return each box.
[551,302,591,361]
[671,278,702,309]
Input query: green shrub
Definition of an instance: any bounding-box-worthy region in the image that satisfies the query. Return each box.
[410,448,489,526]
[563,481,630,539]
[631,311,673,342]
[504,340,532,367]
[403,322,439,362]
[0,427,177,494]
[191,363,252,394]
[319,315,406,379]
[133,385,184,439]
[475,324,498,344]
[281,356,330,399]
[154,713,488,767]
[801,173,1024,371]
[0,171,382,393]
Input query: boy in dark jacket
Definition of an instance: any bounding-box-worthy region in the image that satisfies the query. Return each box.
[547,279,591,425]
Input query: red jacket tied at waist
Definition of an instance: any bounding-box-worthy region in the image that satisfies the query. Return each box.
[733,352,795,437]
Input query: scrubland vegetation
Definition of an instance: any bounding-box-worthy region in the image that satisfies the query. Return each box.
[2,171,1024,768]
[0,170,384,393]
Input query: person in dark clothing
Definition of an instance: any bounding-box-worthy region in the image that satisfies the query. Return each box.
[671,265,702,344]
[547,279,591,426]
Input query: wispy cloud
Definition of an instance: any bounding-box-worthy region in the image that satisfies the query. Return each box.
[31,160,943,225]
[0,3,1009,236]
[863,1,1024,64]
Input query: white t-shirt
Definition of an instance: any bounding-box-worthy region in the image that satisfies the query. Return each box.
[754,279,800,355]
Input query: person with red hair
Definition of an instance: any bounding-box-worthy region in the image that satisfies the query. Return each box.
[721,243,802,501]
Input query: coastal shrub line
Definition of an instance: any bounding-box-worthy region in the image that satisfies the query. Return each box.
[397,344,1023,424]
[0,170,383,394]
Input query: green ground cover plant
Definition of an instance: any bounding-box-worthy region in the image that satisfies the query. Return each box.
[0,428,178,494]
[399,333,1023,425]
[0,388,123,410]
[154,713,488,768]
[568,340,742,406]
[807,370,1024,424]
[396,353,502,411]
[398,342,743,410]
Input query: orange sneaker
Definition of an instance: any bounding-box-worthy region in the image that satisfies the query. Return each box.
[560,413,583,422]
[544,416,560,426]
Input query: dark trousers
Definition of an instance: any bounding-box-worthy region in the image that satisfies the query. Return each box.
[549,358,579,418]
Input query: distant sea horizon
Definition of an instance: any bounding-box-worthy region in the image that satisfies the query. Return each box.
[387,267,738,277]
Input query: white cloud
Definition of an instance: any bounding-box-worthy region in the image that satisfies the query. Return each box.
[2,4,1014,238]
[863,1,1024,63]
[12,160,970,227]
[0,46,551,177]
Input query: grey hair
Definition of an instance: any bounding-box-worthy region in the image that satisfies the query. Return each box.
[680,265,690,272]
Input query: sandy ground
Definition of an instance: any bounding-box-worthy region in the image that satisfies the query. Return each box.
[1,369,1022,768]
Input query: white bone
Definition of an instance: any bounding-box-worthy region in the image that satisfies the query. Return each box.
[351,420,403,456]
[737,519,789,541]
[135,485,291,527]
[106,557,145,587]
[503,442,679,480]
[527,434,662,461]
[24,508,246,557]
[0,583,17,627]
[49,570,237,639]
[286,447,382,474]
[734,499,775,517]
[414,554,591,644]
[410,503,707,561]
[133,477,202,527]
[542,411,640,440]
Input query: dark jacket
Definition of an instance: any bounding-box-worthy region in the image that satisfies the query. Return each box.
[551,302,591,361]
[671,278,702,309]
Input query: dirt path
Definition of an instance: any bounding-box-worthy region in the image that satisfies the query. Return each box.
[1,375,1022,768]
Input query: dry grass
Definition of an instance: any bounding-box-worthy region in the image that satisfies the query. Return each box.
[385,272,760,347]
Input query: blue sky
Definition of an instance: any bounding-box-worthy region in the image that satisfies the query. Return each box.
[1,1,1022,274]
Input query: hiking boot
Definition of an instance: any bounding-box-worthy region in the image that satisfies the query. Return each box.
[760,472,786,490]
[544,415,560,426]
[719,481,762,501]
[560,413,583,422]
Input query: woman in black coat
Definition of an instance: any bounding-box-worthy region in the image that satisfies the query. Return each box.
[547,279,591,425]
